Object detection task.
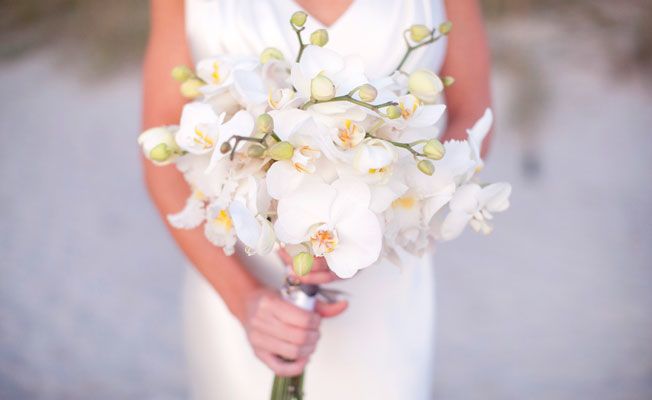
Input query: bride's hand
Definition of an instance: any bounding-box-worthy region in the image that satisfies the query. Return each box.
[242,287,322,376]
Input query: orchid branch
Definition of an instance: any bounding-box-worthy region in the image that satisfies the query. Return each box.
[300,95,397,116]
[395,29,443,72]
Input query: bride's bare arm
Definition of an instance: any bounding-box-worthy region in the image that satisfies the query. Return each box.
[143,0,332,376]
[441,0,493,157]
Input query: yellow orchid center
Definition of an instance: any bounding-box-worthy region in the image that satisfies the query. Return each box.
[211,61,221,84]
[214,209,233,230]
[392,196,416,209]
[368,166,389,174]
[399,98,420,119]
[309,225,339,256]
[292,146,321,173]
[193,126,214,149]
[192,189,206,201]
[337,119,364,149]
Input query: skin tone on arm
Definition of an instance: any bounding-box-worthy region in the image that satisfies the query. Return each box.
[142,0,492,375]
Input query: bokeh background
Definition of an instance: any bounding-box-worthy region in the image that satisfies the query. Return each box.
[1,0,651,399]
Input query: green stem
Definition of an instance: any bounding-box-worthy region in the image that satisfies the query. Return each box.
[301,95,397,115]
[395,30,442,72]
[293,26,307,63]
[270,373,305,399]
[366,133,424,158]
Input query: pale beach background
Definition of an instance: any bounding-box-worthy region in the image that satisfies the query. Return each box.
[1,1,651,398]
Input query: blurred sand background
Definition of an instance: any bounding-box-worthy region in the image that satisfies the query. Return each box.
[1,0,651,399]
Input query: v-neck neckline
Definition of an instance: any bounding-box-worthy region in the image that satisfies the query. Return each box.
[287,0,359,29]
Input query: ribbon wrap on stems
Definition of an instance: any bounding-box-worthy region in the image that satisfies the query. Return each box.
[269,279,319,400]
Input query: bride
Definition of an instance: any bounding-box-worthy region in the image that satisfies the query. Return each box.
[142,0,492,398]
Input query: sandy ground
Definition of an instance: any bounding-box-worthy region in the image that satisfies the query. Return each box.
[1,18,651,400]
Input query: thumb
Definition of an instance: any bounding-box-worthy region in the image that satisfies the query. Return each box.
[315,299,348,318]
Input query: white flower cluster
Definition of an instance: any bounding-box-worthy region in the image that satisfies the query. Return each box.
[138,16,511,279]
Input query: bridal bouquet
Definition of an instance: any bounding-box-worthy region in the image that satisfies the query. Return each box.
[139,11,511,399]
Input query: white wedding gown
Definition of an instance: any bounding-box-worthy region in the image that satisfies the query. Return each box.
[183,0,448,398]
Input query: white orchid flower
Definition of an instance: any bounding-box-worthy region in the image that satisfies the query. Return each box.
[391,94,446,129]
[228,200,276,255]
[175,103,255,172]
[434,108,493,184]
[166,153,231,230]
[383,164,456,254]
[353,138,397,177]
[265,109,338,199]
[274,178,382,278]
[175,102,225,155]
[290,45,368,109]
[439,182,511,241]
[204,205,238,255]
[196,55,258,97]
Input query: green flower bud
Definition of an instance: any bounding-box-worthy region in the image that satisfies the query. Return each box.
[293,252,314,276]
[357,84,378,102]
[138,126,180,165]
[438,21,453,35]
[149,143,173,163]
[310,29,329,47]
[171,65,194,82]
[247,144,266,158]
[268,141,294,160]
[180,78,205,99]
[408,69,443,104]
[219,142,232,154]
[260,47,284,64]
[291,11,308,27]
[423,139,445,160]
[386,105,402,119]
[310,75,336,101]
[417,159,435,176]
[255,113,274,134]
[409,24,431,42]
[442,76,455,87]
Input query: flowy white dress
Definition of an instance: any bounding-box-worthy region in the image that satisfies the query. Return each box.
[182,1,448,398]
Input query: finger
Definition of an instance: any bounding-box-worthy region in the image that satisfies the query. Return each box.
[249,331,316,360]
[278,248,292,266]
[297,271,339,285]
[315,299,348,318]
[311,257,329,271]
[255,350,309,377]
[251,316,320,346]
[269,297,321,329]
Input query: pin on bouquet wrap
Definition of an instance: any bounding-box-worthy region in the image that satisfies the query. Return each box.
[140,10,511,400]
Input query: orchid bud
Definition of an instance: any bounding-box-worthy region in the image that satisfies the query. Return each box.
[247,144,266,158]
[255,113,274,134]
[417,159,435,176]
[386,105,402,119]
[442,76,455,87]
[148,143,174,163]
[438,21,453,35]
[171,65,193,82]
[180,78,205,99]
[408,69,443,104]
[293,252,314,276]
[268,141,294,160]
[423,139,445,160]
[409,24,431,42]
[310,29,329,47]
[219,142,232,154]
[357,84,378,102]
[291,11,308,27]
[260,47,284,64]
[310,75,336,101]
[138,126,180,165]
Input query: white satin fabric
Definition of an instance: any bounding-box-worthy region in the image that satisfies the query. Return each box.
[183,1,447,399]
